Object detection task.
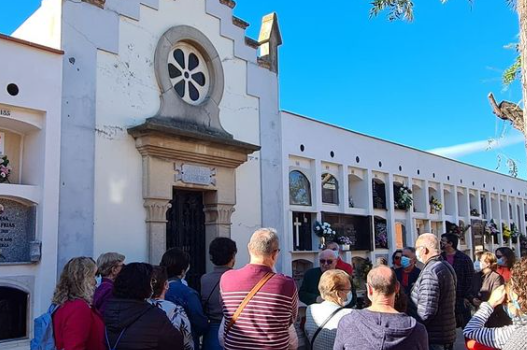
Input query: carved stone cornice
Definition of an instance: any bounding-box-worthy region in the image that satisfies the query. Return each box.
[128,117,260,168]
[144,199,172,223]
[204,204,235,225]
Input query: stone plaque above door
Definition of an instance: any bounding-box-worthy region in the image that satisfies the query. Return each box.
[175,163,216,186]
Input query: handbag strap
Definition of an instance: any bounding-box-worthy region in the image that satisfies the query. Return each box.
[310,307,343,350]
[204,280,221,314]
[226,272,274,335]
[104,305,153,350]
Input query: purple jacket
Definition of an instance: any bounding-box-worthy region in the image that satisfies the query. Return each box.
[93,278,113,315]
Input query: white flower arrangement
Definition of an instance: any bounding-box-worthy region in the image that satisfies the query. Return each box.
[314,221,336,238]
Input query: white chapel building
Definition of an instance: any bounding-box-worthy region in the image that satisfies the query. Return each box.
[0,0,526,347]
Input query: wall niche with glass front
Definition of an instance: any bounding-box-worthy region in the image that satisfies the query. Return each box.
[0,128,21,184]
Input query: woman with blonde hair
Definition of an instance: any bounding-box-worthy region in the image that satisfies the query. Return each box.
[93,252,125,314]
[304,269,353,350]
[52,256,105,350]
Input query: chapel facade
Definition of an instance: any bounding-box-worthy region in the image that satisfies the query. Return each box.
[0,0,526,347]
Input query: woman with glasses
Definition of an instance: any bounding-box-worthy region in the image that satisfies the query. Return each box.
[463,257,527,350]
[304,270,353,350]
[104,263,184,350]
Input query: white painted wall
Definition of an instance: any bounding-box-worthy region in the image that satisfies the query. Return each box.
[12,0,62,50]
[0,37,62,348]
[92,0,265,267]
[282,111,527,275]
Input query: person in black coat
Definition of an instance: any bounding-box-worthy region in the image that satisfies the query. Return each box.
[408,233,457,349]
[104,263,184,350]
[441,233,475,328]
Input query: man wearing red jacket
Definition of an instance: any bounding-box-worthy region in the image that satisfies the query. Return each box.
[327,241,353,276]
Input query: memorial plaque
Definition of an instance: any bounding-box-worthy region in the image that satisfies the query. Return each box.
[175,163,216,186]
[0,198,36,263]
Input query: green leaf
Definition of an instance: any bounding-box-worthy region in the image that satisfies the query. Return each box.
[503,55,521,86]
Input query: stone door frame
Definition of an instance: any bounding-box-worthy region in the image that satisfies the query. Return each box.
[129,119,259,265]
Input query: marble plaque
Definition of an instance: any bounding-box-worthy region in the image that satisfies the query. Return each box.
[175,163,216,186]
[0,198,36,263]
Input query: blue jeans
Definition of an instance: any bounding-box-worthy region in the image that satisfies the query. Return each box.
[203,322,222,350]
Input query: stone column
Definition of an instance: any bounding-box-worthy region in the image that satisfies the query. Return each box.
[204,203,235,272]
[144,198,172,264]
[204,203,235,237]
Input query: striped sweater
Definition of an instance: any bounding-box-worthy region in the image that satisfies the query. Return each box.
[463,302,520,348]
[220,264,298,350]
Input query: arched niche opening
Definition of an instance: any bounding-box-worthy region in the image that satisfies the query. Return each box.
[289,170,312,206]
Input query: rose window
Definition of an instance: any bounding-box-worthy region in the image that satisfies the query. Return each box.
[168,42,210,105]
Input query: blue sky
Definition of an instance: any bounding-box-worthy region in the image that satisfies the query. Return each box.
[1,1,525,178]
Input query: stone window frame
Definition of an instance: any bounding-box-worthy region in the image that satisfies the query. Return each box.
[154,25,224,119]
[0,276,34,344]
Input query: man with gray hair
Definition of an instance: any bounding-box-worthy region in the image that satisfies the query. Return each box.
[300,249,338,305]
[220,228,298,349]
[408,233,457,350]
[334,265,428,349]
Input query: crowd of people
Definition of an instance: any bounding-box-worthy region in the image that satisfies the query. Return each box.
[31,227,527,350]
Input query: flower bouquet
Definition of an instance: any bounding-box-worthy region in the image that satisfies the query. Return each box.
[375,220,388,249]
[485,219,499,243]
[429,196,442,214]
[337,235,352,251]
[502,223,511,242]
[511,223,520,243]
[394,185,413,211]
[446,221,470,241]
[314,221,336,249]
[0,155,12,183]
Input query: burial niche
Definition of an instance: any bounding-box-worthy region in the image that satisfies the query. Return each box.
[0,286,28,341]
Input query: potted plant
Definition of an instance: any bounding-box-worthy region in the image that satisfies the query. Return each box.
[394,185,413,211]
[429,196,442,214]
[313,221,336,249]
[337,235,352,251]
[0,155,12,183]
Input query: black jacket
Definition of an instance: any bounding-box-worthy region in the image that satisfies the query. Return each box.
[441,250,474,301]
[104,298,184,350]
[469,270,511,328]
[408,255,457,345]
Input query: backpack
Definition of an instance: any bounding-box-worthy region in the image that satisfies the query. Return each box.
[30,304,60,350]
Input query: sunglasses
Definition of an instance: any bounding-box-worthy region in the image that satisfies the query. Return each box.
[394,256,401,260]
[320,259,335,265]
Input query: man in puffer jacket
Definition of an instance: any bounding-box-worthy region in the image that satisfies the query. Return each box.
[408,233,457,350]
